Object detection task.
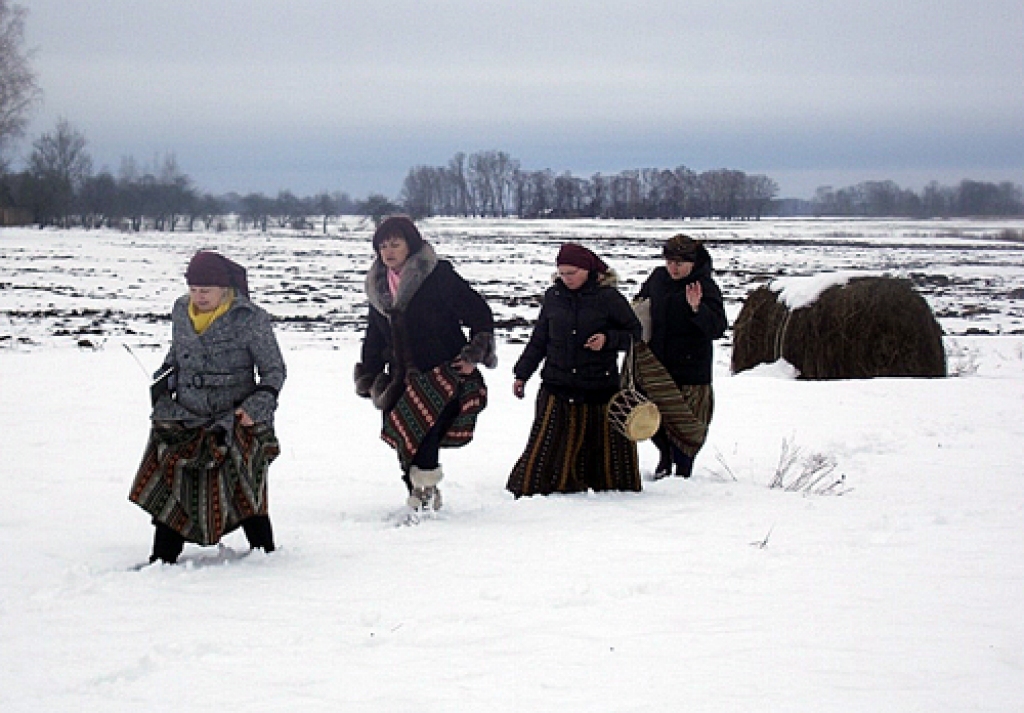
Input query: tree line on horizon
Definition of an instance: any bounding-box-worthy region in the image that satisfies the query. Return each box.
[400,151,1024,221]
[400,151,780,221]
[4,123,1022,230]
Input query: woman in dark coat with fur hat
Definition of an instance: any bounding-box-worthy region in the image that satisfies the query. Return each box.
[354,216,496,515]
[129,250,286,564]
[508,243,643,497]
[635,234,727,478]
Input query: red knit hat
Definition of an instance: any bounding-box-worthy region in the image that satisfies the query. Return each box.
[185,251,249,297]
[556,243,608,273]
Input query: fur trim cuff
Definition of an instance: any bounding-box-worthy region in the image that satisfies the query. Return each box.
[410,465,444,488]
[370,371,405,412]
[353,362,376,398]
[459,332,498,369]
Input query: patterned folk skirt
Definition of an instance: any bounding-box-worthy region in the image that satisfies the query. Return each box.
[632,341,714,457]
[128,421,280,546]
[381,363,488,472]
[507,387,641,497]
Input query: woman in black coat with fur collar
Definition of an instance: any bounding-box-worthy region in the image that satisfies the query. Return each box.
[354,216,496,515]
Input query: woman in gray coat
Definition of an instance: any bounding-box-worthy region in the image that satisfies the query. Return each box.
[129,251,286,564]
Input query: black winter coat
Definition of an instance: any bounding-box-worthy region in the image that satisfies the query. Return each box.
[637,246,727,386]
[360,243,494,379]
[514,271,642,399]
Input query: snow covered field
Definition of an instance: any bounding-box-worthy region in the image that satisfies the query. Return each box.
[2,219,1023,712]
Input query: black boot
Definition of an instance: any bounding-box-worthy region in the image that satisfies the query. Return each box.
[242,515,276,553]
[674,451,694,479]
[651,432,673,479]
[655,449,673,478]
[150,522,185,564]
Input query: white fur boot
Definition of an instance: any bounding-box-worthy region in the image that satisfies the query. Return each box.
[407,466,444,511]
[410,466,444,489]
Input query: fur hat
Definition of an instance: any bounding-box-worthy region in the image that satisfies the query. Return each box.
[372,215,425,256]
[663,234,700,262]
[185,251,249,297]
[556,243,608,273]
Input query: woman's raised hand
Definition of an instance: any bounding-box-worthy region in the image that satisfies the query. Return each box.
[685,282,703,312]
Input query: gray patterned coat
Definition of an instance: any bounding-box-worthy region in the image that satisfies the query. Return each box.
[151,294,286,430]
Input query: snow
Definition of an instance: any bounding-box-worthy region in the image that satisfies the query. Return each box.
[770,271,866,309]
[2,220,1024,712]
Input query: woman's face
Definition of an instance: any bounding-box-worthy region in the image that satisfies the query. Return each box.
[557,265,589,291]
[666,259,694,281]
[379,235,410,271]
[189,285,230,313]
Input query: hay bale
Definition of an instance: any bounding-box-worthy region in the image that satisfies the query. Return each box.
[732,276,946,379]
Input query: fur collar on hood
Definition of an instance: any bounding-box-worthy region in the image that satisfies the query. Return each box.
[365,241,438,315]
[551,267,621,290]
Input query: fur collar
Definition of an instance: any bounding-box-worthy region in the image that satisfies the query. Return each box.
[365,242,439,315]
[551,268,621,290]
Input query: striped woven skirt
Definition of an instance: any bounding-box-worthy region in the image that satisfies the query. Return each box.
[128,421,280,546]
[507,387,640,497]
[381,363,488,471]
[632,341,714,457]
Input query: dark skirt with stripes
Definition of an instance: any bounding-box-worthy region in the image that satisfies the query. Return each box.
[128,420,280,546]
[632,341,714,457]
[381,363,488,471]
[507,387,641,497]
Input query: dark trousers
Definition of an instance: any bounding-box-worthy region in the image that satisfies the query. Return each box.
[402,399,460,491]
[651,430,694,478]
[149,515,275,564]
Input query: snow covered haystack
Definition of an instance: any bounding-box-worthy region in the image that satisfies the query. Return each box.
[731,274,946,379]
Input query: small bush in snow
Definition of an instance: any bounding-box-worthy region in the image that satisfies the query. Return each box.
[770,437,850,496]
[946,339,980,377]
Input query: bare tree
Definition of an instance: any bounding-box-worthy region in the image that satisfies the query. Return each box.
[315,191,337,233]
[745,174,779,220]
[447,152,474,216]
[156,153,195,231]
[699,169,746,219]
[240,192,271,231]
[80,170,118,228]
[468,151,495,216]
[26,118,93,225]
[401,165,437,218]
[0,0,40,171]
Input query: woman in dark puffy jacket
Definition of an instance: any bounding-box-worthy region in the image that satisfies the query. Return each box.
[354,216,496,516]
[635,234,727,478]
[129,251,286,564]
[508,243,642,497]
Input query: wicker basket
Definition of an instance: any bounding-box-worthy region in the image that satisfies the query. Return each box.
[608,342,661,441]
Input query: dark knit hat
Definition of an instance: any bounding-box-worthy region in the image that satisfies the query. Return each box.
[372,215,424,256]
[556,243,608,273]
[663,234,700,262]
[185,251,249,297]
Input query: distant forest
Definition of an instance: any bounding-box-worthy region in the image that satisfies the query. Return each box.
[2,121,1022,230]
[398,150,1023,221]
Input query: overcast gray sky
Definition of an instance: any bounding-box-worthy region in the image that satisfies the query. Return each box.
[18,0,1024,199]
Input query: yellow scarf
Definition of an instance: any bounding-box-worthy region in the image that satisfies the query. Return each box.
[188,290,234,334]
